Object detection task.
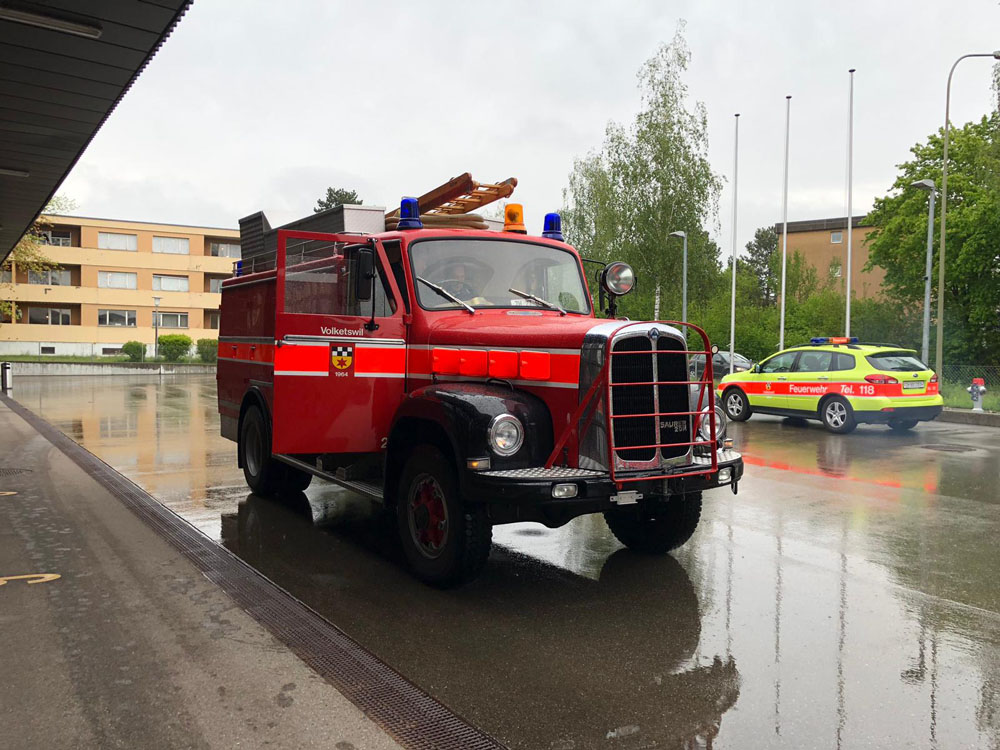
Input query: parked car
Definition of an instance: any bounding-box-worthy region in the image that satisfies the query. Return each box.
[716,337,943,434]
[690,350,754,384]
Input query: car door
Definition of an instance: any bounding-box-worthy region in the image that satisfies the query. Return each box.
[788,350,834,414]
[272,231,407,456]
[753,351,800,411]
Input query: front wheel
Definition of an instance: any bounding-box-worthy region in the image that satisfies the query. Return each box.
[396,446,492,587]
[604,492,702,554]
[821,396,857,434]
[723,388,751,422]
[888,418,918,432]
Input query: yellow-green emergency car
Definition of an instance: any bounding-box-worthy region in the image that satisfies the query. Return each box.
[717,337,944,433]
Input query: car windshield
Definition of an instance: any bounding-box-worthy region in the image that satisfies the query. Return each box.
[865,351,928,372]
[732,353,753,368]
[409,239,590,313]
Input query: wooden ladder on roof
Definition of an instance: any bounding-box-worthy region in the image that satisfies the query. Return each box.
[385,173,517,218]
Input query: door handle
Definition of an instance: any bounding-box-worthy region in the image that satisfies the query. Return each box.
[818,376,829,381]
[777,376,787,381]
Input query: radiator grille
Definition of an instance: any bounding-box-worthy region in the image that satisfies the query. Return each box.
[657,337,690,459]
[610,337,656,462]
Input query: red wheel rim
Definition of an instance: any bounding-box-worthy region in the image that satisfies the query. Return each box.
[407,474,449,559]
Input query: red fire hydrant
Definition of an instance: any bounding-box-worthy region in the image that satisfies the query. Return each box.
[967,377,987,412]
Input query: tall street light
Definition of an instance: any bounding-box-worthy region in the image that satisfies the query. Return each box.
[911,179,936,364]
[936,50,1000,374]
[153,296,161,359]
[845,69,856,337]
[669,230,688,323]
[779,95,791,351]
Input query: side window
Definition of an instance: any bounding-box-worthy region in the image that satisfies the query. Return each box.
[793,351,833,373]
[284,245,395,318]
[760,351,798,374]
[383,240,410,314]
[831,352,856,371]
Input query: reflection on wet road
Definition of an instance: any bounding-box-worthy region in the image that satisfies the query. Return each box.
[13,375,1000,748]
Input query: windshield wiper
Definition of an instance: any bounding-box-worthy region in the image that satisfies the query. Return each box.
[508,287,566,315]
[417,276,475,314]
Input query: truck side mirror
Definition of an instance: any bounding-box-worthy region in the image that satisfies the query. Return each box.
[356,248,374,301]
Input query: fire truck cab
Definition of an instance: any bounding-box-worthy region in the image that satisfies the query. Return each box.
[218,192,744,586]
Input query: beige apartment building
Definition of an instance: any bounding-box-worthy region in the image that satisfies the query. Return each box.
[0,214,239,356]
[776,216,885,300]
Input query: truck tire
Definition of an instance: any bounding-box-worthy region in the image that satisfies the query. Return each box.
[396,446,492,587]
[604,492,702,554]
[722,388,752,422]
[240,405,312,495]
[820,396,857,434]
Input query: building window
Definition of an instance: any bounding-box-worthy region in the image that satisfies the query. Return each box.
[98,232,137,251]
[209,242,241,258]
[153,274,189,292]
[208,277,224,293]
[98,309,137,327]
[102,347,123,355]
[28,268,72,286]
[28,307,71,325]
[1,267,11,284]
[830,231,843,244]
[153,236,190,255]
[831,261,843,278]
[98,271,138,289]
[205,311,220,329]
[40,345,55,354]
[42,231,72,246]
[156,311,188,328]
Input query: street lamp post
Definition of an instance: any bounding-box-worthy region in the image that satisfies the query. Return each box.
[669,230,688,323]
[912,179,936,364]
[936,50,1000,374]
[153,296,161,359]
[729,113,740,375]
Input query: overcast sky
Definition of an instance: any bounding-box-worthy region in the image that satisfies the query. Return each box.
[60,0,999,257]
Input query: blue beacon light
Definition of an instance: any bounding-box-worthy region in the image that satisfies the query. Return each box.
[542,212,563,241]
[397,197,423,229]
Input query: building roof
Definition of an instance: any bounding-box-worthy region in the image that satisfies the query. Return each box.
[43,213,238,234]
[0,0,194,262]
[775,216,870,235]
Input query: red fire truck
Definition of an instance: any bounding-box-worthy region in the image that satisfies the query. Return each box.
[218,178,743,586]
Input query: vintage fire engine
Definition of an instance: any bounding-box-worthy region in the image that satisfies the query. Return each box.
[217,174,744,586]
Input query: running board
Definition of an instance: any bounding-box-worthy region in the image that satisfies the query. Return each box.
[273,454,384,502]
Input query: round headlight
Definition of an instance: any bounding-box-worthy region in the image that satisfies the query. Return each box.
[489,414,524,457]
[601,262,635,296]
[697,405,727,443]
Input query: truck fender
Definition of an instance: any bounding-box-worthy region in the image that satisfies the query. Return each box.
[385,383,554,505]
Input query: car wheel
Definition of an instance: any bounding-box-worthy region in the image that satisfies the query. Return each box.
[723,388,751,422]
[396,446,492,587]
[604,492,702,553]
[888,419,918,432]
[821,396,857,434]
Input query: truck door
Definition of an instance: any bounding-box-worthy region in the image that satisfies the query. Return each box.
[272,230,407,456]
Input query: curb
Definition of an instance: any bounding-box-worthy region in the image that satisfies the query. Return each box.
[938,408,1000,428]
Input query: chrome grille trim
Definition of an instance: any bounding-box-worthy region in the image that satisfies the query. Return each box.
[479,466,605,479]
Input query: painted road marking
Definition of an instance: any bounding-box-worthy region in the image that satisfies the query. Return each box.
[0,573,61,586]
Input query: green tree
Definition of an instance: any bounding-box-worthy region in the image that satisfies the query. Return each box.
[562,23,722,320]
[196,338,218,363]
[314,187,362,213]
[122,341,145,362]
[1,195,76,325]
[157,334,192,362]
[739,226,778,306]
[865,114,1000,364]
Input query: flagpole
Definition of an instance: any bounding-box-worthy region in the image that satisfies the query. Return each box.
[845,68,855,337]
[729,113,740,374]
[779,95,791,351]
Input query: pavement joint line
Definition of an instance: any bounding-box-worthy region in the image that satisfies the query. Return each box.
[0,393,508,750]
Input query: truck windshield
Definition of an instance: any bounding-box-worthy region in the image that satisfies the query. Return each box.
[409,239,590,314]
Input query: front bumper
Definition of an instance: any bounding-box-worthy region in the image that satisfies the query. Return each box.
[465,450,744,527]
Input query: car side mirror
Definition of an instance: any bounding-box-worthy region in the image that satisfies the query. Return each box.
[751,364,759,374]
[356,247,374,301]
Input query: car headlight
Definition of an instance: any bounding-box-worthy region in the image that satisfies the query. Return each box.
[489,414,524,456]
[697,405,727,443]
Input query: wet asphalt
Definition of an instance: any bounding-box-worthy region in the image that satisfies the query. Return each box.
[11,374,1000,749]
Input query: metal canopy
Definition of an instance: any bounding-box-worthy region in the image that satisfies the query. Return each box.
[0,0,192,261]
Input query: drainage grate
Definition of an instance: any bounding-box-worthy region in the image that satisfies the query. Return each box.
[1,393,505,750]
[0,467,33,476]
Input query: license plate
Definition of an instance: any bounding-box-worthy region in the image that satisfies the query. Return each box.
[903,380,924,390]
[611,490,643,505]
